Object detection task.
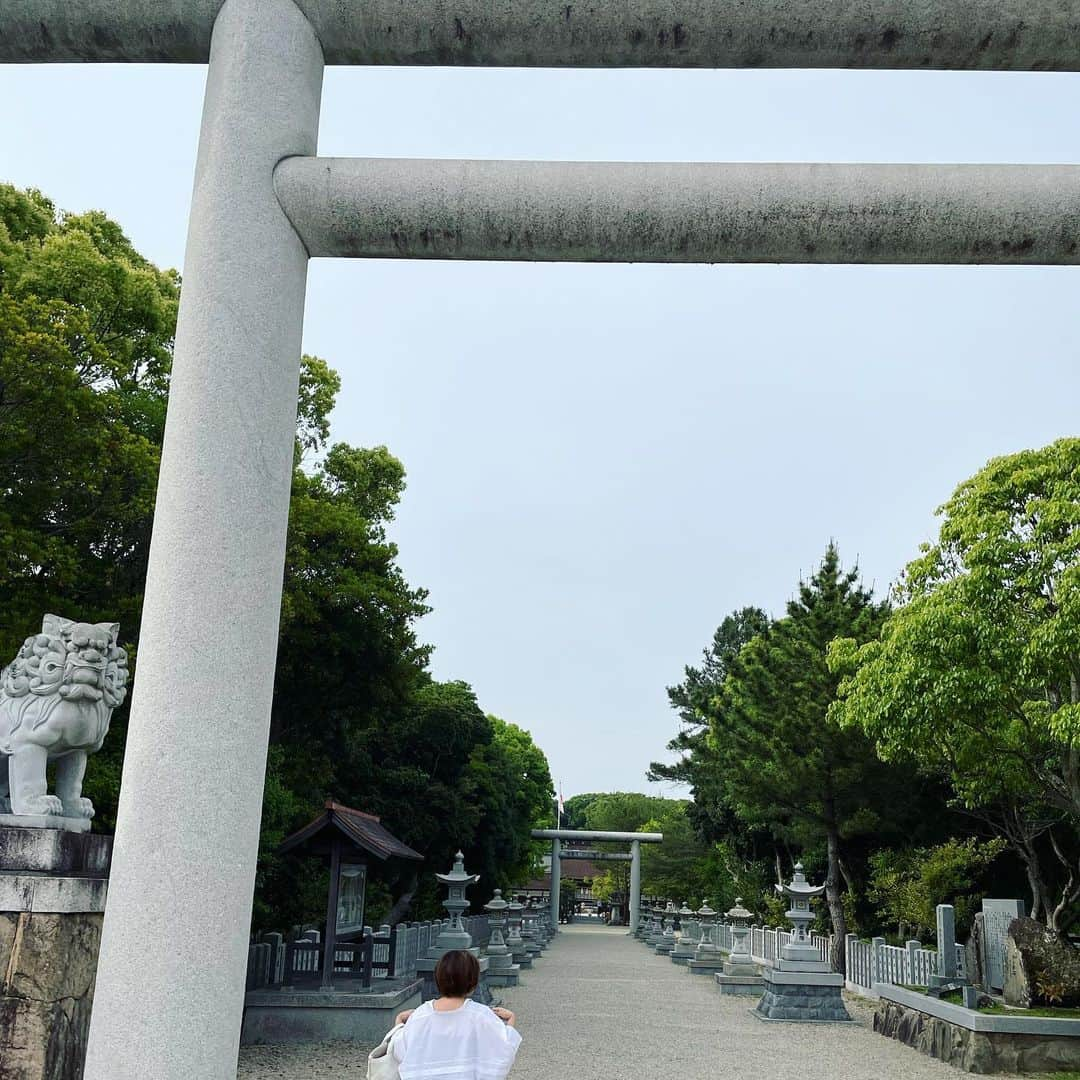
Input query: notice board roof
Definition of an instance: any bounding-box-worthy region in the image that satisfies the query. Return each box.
[278,800,423,862]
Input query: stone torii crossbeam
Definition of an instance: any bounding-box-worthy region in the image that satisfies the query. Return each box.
[3,2,1079,1077]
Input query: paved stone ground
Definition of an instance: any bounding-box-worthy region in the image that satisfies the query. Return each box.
[237,924,1023,1078]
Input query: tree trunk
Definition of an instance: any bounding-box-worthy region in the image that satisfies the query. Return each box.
[385,872,419,927]
[825,820,848,975]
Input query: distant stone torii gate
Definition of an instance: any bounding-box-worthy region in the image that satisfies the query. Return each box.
[532,828,663,933]
[4,2,1080,1077]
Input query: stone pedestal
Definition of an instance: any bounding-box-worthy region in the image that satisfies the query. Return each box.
[755,968,850,1020]
[0,827,112,1080]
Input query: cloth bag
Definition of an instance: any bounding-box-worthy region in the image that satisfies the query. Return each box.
[367,1022,405,1080]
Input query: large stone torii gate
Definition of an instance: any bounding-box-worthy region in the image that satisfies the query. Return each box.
[3,2,1079,1076]
[532,828,664,933]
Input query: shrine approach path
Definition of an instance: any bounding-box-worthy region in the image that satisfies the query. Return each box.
[237,923,1024,1078]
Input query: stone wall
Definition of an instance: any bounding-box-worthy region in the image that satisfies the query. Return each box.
[874,999,1080,1074]
[0,911,103,1080]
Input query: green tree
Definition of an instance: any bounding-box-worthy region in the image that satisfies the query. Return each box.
[562,792,601,830]
[0,185,555,934]
[712,544,901,971]
[867,838,1006,941]
[830,439,1080,931]
[649,608,769,846]
[0,185,177,664]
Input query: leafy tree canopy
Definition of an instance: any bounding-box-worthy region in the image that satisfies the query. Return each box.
[829,439,1080,930]
[0,185,554,932]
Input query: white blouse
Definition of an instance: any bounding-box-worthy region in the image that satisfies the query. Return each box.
[392,999,522,1080]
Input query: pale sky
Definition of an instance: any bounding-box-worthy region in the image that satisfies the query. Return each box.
[3,62,1079,799]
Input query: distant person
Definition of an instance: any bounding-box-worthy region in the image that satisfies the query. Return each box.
[392,950,521,1079]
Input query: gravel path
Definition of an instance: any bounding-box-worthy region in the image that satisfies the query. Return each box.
[238,923,1020,1078]
[499,924,1011,1080]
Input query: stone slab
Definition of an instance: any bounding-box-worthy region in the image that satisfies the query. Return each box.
[688,959,726,975]
[0,815,90,835]
[0,827,111,876]
[241,981,422,1045]
[777,957,832,974]
[765,969,845,987]
[0,874,108,914]
[715,973,764,996]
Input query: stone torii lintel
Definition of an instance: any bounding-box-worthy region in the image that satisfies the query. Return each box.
[1,0,1078,70]
[531,829,664,843]
[275,157,1080,267]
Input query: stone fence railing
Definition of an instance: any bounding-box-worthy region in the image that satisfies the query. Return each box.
[739,923,830,966]
[245,915,493,992]
[844,934,967,998]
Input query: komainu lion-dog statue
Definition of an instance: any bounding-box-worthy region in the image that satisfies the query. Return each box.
[0,615,128,823]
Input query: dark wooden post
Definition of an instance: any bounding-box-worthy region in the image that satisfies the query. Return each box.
[321,833,342,989]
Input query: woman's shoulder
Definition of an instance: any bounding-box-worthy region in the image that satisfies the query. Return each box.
[405,1001,436,1024]
[464,1001,507,1029]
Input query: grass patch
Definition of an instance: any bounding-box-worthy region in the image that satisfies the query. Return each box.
[938,990,1080,1020]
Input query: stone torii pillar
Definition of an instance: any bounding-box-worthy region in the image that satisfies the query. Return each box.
[550,837,561,932]
[81,2,325,1077]
[629,839,642,936]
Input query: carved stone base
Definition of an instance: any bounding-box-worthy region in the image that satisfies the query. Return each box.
[0,828,111,1079]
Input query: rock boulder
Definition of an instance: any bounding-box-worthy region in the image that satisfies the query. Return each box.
[1003,917,1080,1008]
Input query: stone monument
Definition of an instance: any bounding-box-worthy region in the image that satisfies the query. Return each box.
[0,616,127,1079]
[982,899,1026,992]
[715,898,763,995]
[755,864,850,1022]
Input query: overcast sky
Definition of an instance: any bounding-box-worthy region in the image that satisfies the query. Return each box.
[3,62,1079,800]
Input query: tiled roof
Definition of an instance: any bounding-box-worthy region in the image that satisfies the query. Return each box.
[278,800,423,862]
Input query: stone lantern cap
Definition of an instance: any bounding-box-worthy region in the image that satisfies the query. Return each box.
[697,902,717,920]
[726,898,753,923]
[485,889,508,913]
[774,862,825,900]
[437,851,480,887]
[664,899,677,912]
[679,902,695,918]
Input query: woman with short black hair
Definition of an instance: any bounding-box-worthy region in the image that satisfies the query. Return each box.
[391,950,521,1079]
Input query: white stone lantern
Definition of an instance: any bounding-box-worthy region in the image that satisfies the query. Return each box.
[775,862,825,964]
[726,897,754,966]
[435,851,480,951]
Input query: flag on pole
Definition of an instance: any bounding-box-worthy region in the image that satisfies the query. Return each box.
[558,783,565,825]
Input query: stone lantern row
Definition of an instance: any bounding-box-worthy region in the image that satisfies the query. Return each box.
[636,864,852,1021]
[416,851,556,998]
